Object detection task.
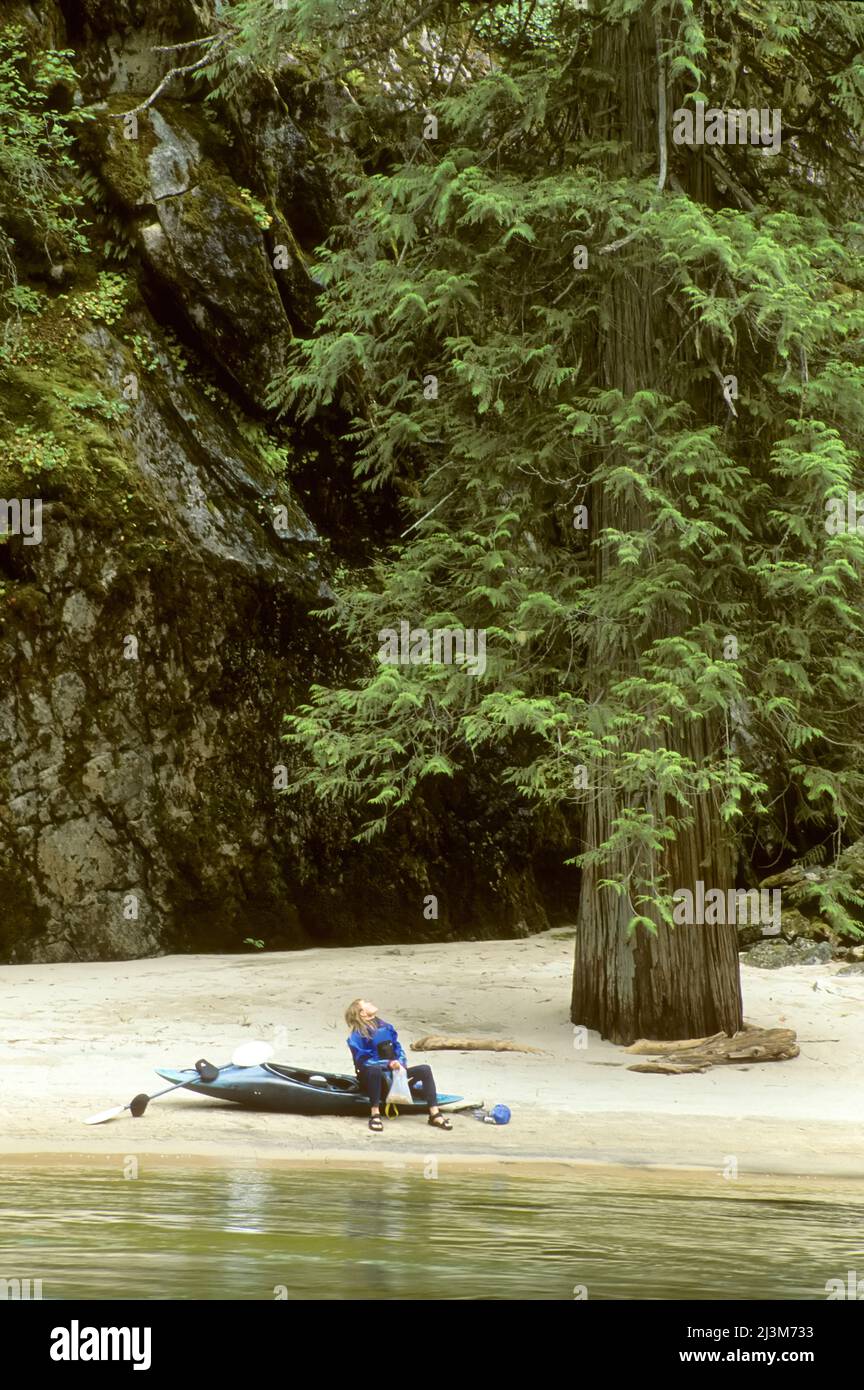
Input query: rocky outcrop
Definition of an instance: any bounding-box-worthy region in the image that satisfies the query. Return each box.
[0,2,575,961]
[742,940,834,969]
[0,295,318,961]
[91,99,313,408]
[1,292,572,962]
[737,844,864,964]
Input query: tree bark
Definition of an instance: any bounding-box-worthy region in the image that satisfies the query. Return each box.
[571,8,744,1044]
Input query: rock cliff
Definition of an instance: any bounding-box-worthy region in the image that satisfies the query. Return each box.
[0,0,575,961]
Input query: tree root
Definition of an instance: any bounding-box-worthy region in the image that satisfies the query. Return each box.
[625,1027,799,1074]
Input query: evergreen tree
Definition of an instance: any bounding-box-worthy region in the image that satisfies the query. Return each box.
[227,0,864,1040]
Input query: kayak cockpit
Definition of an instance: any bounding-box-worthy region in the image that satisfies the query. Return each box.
[264,1064,360,1093]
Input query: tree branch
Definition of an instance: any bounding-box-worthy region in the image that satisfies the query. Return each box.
[152,36,219,53]
[111,33,231,119]
[701,150,757,212]
[656,30,667,194]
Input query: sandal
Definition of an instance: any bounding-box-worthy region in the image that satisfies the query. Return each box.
[368,1115,384,1131]
[427,1112,452,1130]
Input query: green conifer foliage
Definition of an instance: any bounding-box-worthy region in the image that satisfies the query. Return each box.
[232,1,864,1037]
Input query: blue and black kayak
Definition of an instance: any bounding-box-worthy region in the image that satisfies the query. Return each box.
[156,1062,462,1116]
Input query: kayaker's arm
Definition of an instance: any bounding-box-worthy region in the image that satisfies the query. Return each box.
[347,1032,388,1071]
[388,1024,408,1066]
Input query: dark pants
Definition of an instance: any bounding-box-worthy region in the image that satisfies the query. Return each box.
[358,1063,438,1109]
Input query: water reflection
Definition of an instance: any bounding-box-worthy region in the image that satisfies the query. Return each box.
[222,1171,271,1235]
[0,1166,860,1301]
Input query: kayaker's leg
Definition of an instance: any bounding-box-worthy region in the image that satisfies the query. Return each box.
[359,1063,384,1115]
[409,1065,453,1128]
[406,1064,438,1112]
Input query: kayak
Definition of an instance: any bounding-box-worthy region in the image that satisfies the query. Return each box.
[155,1062,462,1116]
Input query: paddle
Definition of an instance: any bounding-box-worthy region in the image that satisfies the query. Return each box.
[84,1040,274,1125]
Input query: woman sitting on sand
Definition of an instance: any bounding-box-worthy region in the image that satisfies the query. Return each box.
[345,998,453,1133]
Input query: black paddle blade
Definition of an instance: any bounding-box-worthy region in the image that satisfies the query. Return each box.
[129,1093,149,1118]
[195,1058,219,1083]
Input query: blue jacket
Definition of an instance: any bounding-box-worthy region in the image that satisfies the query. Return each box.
[347,1020,407,1071]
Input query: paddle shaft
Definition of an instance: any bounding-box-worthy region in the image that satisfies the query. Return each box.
[126,1058,221,1116]
[138,1070,221,1106]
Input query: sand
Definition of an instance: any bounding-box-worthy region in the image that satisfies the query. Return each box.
[0,930,861,1177]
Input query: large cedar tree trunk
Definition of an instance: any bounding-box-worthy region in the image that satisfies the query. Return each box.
[571,9,744,1044]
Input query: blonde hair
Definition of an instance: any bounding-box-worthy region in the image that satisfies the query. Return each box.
[345,998,378,1037]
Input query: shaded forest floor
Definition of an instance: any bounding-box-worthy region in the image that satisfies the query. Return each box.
[0,932,861,1177]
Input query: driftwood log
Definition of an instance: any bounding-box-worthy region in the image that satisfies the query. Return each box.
[411,1035,546,1055]
[625,1027,799,1074]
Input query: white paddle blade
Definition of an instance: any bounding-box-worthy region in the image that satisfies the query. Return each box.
[231,1040,273,1067]
[83,1105,126,1126]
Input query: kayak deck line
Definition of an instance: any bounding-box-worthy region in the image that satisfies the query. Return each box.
[155,1062,462,1117]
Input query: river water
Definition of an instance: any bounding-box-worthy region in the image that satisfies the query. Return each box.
[0,1164,861,1300]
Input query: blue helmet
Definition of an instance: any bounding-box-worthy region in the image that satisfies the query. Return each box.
[489,1104,511,1125]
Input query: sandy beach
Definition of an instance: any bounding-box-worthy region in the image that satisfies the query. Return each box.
[1,930,861,1177]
